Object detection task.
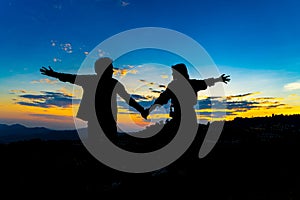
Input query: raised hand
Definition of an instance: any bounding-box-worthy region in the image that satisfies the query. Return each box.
[40,66,56,77]
[220,74,231,84]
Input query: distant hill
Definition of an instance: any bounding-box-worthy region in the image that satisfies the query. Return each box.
[0,124,80,143]
[1,114,299,144]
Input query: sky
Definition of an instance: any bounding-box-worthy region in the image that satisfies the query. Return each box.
[0,0,299,131]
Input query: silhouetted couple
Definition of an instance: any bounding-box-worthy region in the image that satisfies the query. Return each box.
[40,57,230,144]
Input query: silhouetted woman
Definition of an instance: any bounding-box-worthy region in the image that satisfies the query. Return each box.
[145,63,230,125]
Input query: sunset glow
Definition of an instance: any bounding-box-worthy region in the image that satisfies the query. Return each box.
[0,0,299,130]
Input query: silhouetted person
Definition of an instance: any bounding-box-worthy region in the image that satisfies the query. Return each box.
[40,57,146,141]
[139,63,230,159]
[144,63,230,124]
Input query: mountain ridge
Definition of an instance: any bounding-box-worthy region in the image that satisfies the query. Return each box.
[0,123,80,143]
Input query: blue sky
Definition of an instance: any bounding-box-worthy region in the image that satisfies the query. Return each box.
[0,0,299,130]
[1,0,300,73]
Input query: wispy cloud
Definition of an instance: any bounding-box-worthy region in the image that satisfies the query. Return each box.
[131,94,149,101]
[50,40,73,54]
[284,81,300,91]
[31,78,58,84]
[113,65,139,78]
[251,97,279,101]
[197,93,287,118]
[60,43,73,54]
[265,104,286,109]
[57,87,74,97]
[113,68,138,77]
[226,92,261,100]
[150,89,163,94]
[10,89,27,94]
[16,91,80,108]
[120,1,130,7]
[53,57,62,63]
[29,114,73,121]
[160,75,169,79]
[139,79,164,93]
[98,49,109,57]
[196,110,237,119]
[120,91,289,120]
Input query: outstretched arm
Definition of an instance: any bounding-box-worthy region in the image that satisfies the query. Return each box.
[144,88,172,119]
[129,98,148,120]
[40,66,76,84]
[116,82,147,119]
[40,66,58,78]
[204,74,231,87]
[143,104,159,120]
[216,74,231,84]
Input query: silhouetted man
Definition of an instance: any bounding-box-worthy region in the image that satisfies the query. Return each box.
[40,57,146,140]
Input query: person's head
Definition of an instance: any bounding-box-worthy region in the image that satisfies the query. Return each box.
[171,63,189,80]
[94,57,114,77]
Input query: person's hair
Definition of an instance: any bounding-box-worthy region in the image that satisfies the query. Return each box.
[171,63,189,79]
[94,57,113,75]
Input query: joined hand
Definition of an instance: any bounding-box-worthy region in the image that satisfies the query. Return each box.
[141,108,150,120]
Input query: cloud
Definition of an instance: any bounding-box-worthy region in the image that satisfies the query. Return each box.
[117,91,290,121]
[196,110,237,118]
[60,43,73,53]
[17,102,48,108]
[197,94,287,115]
[57,87,74,97]
[251,97,278,101]
[160,75,169,79]
[50,40,57,47]
[284,81,300,91]
[131,94,148,101]
[120,1,130,6]
[265,104,286,109]
[50,40,73,54]
[29,114,73,121]
[31,78,58,84]
[151,90,162,94]
[53,57,62,63]
[98,49,109,57]
[16,91,80,108]
[227,101,260,111]
[226,92,260,100]
[19,94,47,99]
[113,66,138,78]
[10,89,27,94]
[139,79,156,87]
